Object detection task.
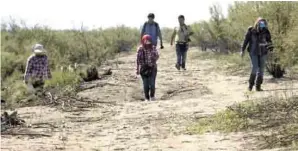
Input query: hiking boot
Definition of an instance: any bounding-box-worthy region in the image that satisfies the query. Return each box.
[256,75,263,91]
[175,64,180,70]
[256,86,263,91]
[181,63,186,70]
[248,74,256,91]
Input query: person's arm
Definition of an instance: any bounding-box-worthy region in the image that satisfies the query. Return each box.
[140,23,146,41]
[24,56,33,83]
[170,28,177,45]
[157,24,163,47]
[188,25,194,36]
[154,47,159,61]
[45,56,52,79]
[136,47,142,74]
[241,27,252,53]
[266,30,274,51]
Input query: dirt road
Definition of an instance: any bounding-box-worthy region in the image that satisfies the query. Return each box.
[2,45,297,151]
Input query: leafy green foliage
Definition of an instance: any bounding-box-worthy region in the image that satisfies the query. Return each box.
[190,1,298,68]
[189,96,298,149]
[1,20,139,107]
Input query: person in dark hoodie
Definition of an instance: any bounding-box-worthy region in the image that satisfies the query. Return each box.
[241,17,274,91]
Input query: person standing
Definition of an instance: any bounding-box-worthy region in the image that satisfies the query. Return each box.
[170,15,194,71]
[24,44,52,94]
[241,17,274,91]
[140,13,164,49]
[136,35,159,101]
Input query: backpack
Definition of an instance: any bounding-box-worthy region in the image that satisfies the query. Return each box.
[142,22,159,36]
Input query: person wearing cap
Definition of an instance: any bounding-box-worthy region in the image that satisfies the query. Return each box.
[136,34,159,101]
[241,17,273,91]
[140,13,164,49]
[170,15,194,71]
[24,44,52,92]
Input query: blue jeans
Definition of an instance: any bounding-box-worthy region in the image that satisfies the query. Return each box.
[141,67,157,100]
[250,54,267,76]
[176,44,188,68]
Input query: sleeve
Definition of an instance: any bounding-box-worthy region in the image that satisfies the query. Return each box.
[155,48,159,60]
[266,30,272,43]
[24,57,33,81]
[266,30,274,51]
[188,25,194,35]
[141,22,146,37]
[136,47,142,72]
[241,28,251,52]
[171,27,177,43]
[156,23,163,42]
[46,57,52,79]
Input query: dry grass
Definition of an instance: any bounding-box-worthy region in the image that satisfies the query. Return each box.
[189,95,298,150]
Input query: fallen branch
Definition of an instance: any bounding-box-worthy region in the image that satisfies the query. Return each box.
[79,82,122,91]
[1,131,52,137]
[161,87,200,100]
[31,122,58,129]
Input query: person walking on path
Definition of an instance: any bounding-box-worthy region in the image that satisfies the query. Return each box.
[170,15,194,71]
[140,13,164,49]
[24,44,52,95]
[241,17,274,91]
[136,35,159,101]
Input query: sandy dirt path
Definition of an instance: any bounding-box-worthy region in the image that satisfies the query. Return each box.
[2,44,298,151]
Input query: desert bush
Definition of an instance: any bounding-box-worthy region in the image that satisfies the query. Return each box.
[190,1,298,77]
[1,20,139,107]
[189,95,298,149]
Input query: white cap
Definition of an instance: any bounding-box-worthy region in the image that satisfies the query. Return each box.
[32,44,46,54]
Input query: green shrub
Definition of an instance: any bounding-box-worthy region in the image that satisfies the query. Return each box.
[189,96,298,149]
[44,70,82,95]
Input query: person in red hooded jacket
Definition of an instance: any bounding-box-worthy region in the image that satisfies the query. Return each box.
[136,34,159,101]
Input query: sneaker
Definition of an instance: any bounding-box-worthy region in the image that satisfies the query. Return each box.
[150,97,156,101]
[175,64,180,70]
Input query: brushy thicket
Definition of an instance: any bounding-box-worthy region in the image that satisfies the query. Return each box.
[1,21,139,107]
[189,96,298,150]
[189,1,298,72]
[188,2,298,150]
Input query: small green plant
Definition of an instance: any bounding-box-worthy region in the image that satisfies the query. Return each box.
[44,70,82,95]
[189,96,298,149]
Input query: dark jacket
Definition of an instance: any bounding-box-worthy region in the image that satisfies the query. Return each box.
[241,18,273,56]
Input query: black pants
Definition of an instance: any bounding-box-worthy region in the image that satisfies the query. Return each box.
[141,68,157,100]
[32,80,45,89]
[176,43,188,68]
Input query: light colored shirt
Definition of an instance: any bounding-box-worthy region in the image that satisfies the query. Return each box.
[173,24,193,43]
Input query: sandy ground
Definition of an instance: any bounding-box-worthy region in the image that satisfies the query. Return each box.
[1,44,298,151]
